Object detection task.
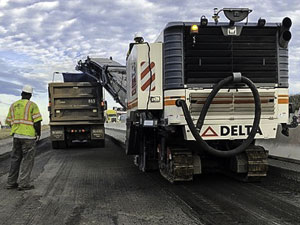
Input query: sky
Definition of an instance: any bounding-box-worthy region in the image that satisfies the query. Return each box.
[0,0,299,124]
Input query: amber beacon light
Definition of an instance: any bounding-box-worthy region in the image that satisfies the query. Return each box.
[190,24,199,34]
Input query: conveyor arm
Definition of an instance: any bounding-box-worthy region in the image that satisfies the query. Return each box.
[76,57,127,109]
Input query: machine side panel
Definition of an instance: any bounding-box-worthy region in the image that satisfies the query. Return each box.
[126,47,138,112]
[136,43,163,110]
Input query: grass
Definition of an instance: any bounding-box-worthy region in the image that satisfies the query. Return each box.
[0,124,49,140]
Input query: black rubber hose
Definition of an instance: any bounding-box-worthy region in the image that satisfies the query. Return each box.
[176,76,261,157]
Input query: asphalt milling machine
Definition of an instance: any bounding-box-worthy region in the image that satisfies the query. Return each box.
[77,8,298,183]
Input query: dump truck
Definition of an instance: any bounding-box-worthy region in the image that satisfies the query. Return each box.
[77,8,297,182]
[48,73,106,148]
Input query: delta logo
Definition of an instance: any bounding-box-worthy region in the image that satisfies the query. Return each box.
[201,125,263,137]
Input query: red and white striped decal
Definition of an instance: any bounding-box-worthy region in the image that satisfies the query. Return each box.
[140,61,155,91]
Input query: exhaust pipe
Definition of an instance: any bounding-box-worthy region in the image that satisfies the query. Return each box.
[282,17,292,29]
[279,30,292,48]
[279,17,292,48]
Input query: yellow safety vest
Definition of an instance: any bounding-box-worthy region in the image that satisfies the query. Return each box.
[5,99,42,137]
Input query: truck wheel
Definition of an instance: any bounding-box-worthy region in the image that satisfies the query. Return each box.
[52,141,67,149]
[91,140,105,148]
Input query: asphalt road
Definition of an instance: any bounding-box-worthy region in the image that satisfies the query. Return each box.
[0,137,300,225]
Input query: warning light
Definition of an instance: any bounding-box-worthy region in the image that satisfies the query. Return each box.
[190,24,199,34]
[82,129,85,132]
[71,130,74,133]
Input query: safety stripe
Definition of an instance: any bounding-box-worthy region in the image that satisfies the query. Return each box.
[141,62,155,79]
[164,100,177,106]
[11,119,34,125]
[127,101,138,110]
[11,122,32,125]
[10,105,14,120]
[141,74,155,91]
[127,98,138,110]
[164,97,185,106]
[32,113,41,119]
[278,99,289,104]
[278,92,289,104]
[193,99,271,104]
[127,98,138,105]
[140,61,156,92]
[24,101,32,121]
[164,96,185,100]
[190,96,275,99]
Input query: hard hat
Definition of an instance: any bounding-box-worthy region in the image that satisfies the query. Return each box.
[22,85,33,94]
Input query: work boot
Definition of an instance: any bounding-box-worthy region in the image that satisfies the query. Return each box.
[18,185,35,191]
[5,183,18,189]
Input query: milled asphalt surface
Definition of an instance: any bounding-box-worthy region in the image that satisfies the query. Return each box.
[0,138,200,225]
[0,135,300,224]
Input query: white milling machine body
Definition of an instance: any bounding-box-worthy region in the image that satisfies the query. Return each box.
[125,8,297,182]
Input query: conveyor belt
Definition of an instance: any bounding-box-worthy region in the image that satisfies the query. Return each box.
[76,57,127,108]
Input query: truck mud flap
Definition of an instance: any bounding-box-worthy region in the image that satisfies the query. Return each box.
[126,123,139,155]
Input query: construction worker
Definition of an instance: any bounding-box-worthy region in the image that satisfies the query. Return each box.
[5,85,42,190]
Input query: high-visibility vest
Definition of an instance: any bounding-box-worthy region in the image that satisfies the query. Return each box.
[5,99,42,137]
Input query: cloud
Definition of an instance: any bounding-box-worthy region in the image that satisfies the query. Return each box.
[27,1,59,11]
[0,80,22,96]
[0,94,20,123]
[0,94,19,105]
[0,0,300,122]
[0,0,9,8]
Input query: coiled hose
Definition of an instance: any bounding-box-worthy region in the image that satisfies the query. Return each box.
[176,75,261,157]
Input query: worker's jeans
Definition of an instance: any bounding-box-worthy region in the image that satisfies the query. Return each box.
[7,138,36,187]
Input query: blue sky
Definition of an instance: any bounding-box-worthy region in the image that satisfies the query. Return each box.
[0,0,299,124]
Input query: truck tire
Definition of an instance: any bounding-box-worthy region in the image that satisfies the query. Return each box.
[52,141,67,149]
[91,140,105,148]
